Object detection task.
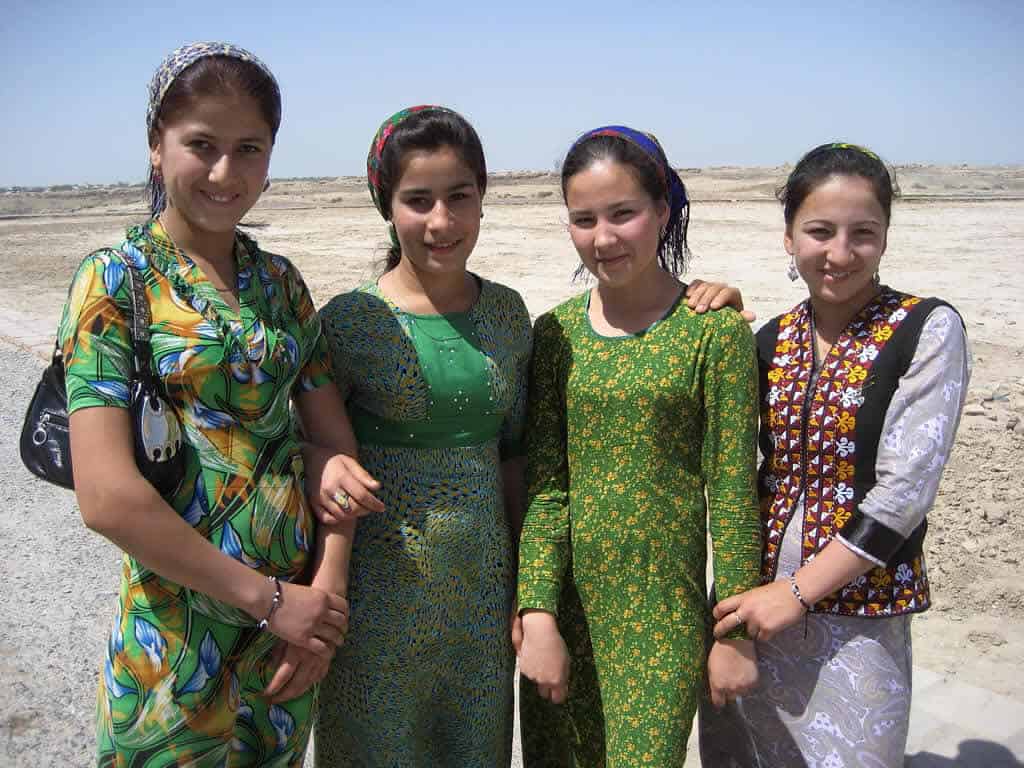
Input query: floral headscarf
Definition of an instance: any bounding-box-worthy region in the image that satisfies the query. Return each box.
[365,104,460,219]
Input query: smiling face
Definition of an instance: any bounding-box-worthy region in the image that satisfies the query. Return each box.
[149,90,272,238]
[565,158,669,289]
[389,145,482,277]
[785,173,888,317]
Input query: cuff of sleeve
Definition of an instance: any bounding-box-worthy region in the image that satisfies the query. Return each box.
[838,508,905,565]
[517,579,561,616]
[65,376,131,414]
[722,625,750,642]
[300,370,334,392]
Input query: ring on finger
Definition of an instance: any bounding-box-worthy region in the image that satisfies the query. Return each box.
[332,490,352,512]
[734,612,745,627]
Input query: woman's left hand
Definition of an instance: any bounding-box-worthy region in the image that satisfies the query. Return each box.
[263,641,332,703]
[510,601,523,654]
[686,279,756,323]
[712,581,806,641]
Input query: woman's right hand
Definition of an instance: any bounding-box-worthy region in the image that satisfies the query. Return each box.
[266,581,349,658]
[685,279,756,323]
[518,610,570,704]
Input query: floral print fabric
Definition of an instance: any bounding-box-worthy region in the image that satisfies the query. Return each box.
[60,218,331,766]
[517,292,762,766]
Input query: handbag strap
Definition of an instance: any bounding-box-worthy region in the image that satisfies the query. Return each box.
[53,248,157,388]
[115,250,158,390]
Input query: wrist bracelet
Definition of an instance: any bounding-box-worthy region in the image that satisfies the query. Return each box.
[257,576,282,631]
[789,574,811,612]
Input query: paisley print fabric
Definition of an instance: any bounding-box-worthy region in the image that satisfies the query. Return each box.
[314,278,531,766]
[699,305,971,767]
[60,218,331,766]
[699,608,913,768]
[517,292,762,766]
[699,497,915,768]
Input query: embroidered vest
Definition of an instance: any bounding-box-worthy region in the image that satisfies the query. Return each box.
[756,289,946,617]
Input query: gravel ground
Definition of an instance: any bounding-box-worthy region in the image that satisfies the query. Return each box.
[0,341,122,766]
[0,339,526,767]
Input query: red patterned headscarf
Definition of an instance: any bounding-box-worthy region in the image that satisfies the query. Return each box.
[366,105,459,219]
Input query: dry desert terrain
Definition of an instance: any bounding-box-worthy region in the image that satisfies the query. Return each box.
[1,164,1022,764]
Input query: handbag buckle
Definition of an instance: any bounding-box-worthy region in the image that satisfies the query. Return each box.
[32,413,50,446]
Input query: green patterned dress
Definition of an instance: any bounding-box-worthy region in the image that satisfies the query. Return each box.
[61,219,331,767]
[315,277,531,766]
[517,291,762,767]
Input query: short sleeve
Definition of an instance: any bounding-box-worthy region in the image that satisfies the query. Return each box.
[319,294,353,400]
[280,257,332,394]
[58,250,134,414]
[499,290,532,461]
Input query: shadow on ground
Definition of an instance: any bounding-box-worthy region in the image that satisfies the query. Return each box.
[908,739,1022,767]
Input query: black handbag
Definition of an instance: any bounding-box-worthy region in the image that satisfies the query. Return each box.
[20,251,185,497]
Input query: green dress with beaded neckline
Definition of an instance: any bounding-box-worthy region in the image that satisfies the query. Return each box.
[315,276,531,766]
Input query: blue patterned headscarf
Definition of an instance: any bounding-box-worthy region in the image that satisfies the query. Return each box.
[567,125,692,275]
[145,42,279,216]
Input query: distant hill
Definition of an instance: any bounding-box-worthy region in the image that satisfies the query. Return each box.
[4,165,1023,218]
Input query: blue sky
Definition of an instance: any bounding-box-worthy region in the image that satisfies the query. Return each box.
[2,0,1022,186]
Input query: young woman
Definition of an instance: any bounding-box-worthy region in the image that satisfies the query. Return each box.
[699,143,971,766]
[309,105,531,766]
[515,125,764,766]
[62,42,375,766]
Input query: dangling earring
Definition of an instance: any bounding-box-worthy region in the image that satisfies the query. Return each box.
[480,210,485,220]
[263,177,271,192]
[872,270,881,286]
[386,221,399,249]
[787,254,799,282]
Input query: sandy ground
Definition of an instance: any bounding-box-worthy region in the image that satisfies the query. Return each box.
[1,166,1022,764]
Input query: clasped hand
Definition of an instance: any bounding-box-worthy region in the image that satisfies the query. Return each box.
[303,445,385,524]
[263,583,349,703]
[711,581,807,642]
[516,611,570,704]
[707,638,758,708]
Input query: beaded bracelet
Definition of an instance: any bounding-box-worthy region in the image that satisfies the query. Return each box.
[789,574,811,611]
[257,576,282,631]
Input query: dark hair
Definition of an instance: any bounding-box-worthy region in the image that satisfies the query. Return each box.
[376,109,487,272]
[147,56,282,214]
[778,142,899,229]
[560,134,690,278]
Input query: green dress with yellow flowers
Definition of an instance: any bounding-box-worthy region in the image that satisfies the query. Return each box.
[517,290,762,767]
